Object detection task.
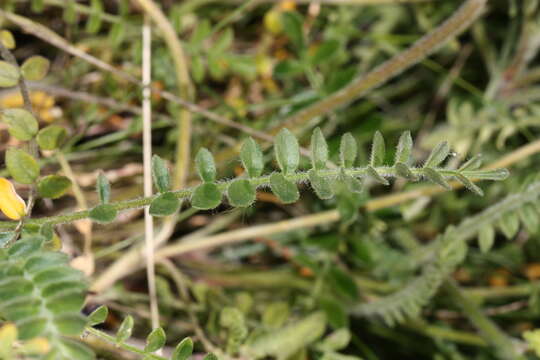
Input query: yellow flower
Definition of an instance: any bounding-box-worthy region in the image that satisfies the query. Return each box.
[0,178,26,220]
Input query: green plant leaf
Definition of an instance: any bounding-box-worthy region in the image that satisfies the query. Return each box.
[275,128,300,174]
[424,141,449,168]
[37,175,72,199]
[339,133,357,168]
[149,192,180,217]
[262,302,290,329]
[6,148,39,184]
[478,225,495,253]
[0,108,38,141]
[36,125,67,150]
[151,155,170,193]
[310,39,340,65]
[89,204,117,224]
[191,183,222,210]
[116,315,133,344]
[458,154,482,171]
[308,169,333,200]
[340,172,363,194]
[318,328,351,352]
[203,354,218,360]
[311,127,328,170]
[96,172,111,204]
[370,131,385,167]
[144,327,166,353]
[395,131,413,164]
[0,30,15,49]
[86,0,103,34]
[0,61,19,87]
[366,165,389,185]
[227,179,256,207]
[394,162,417,180]
[270,173,299,204]
[20,55,50,81]
[423,168,451,190]
[455,173,483,196]
[281,11,304,51]
[463,169,509,180]
[498,212,520,239]
[327,266,358,301]
[172,337,193,360]
[520,204,539,234]
[241,137,264,178]
[88,305,108,326]
[195,148,217,183]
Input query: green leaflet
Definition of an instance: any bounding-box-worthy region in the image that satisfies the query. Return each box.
[423,168,451,190]
[144,327,166,353]
[96,172,111,204]
[6,148,39,184]
[36,125,67,150]
[395,131,413,164]
[89,204,117,224]
[20,55,50,81]
[241,137,264,178]
[0,108,38,141]
[172,337,194,360]
[339,133,357,168]
[87,306,108,326]
[116,315,134,344]
[370,131,385,167]
[270,173,299,204]
[0,61,19,87]
[196,148,217,183]
[478,225,495,253]
[227,179,256,207]
[424,141,450,168]
[151,155,171,193]
[149,192,180,217]
[275,128,300,174]
[192,183,222,210]
[366,165,389,185]
[308,169,333,200]
[311,127,328,171]
[37,175,72,199]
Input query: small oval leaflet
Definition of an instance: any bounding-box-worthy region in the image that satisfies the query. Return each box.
[36,125,67,151]
[478,225,495,253]
[395,162,417,180]
[37,175,72,199]
[394,131,413,165]
[308,169,333,200]
[144,327,166,353]
[370,131,386,167]
[151,155,170,193]
[0,61,19,87]
[21,55,50,81]
[191,183,222,210]
[339,133,357,168]
[275,128,300,174]
[172,337,194,360]
[269,173,299,204]
[366,165,389,185]
[498,212,520,239]
[423,168,451,190]
[0,108,38,141]
[311,127,328,170]
[195,148,217,183]
[96,172,111,204]
[149,192,180,217]
[115,315,134,344]
[6,148,40,184]
[89,204,117,224]
[88,305,108,326]
[227,179,256,207]
[424,141,450,168]
[240,137,264,178]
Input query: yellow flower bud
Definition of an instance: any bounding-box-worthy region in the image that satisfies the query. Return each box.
[0,178,26,220]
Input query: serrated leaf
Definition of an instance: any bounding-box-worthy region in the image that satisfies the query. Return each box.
[454,173,483,196]
[20,56,50,81]
[151,155,170,193]
[339,133,357,168]
[0,108,38,141]
[195,148,217,183]
[6,148,39,184]
[424,141,449,168]
[478,225,495,253]
[37,175,72,199]
[89,204,117,224]
[394,162,418,180]
[395,131,413,165]
[463,169,509,181]
[144,327,166,352]
[423,168,451,190]
[149,192,180,216]
[241,137,264,178]
[116,315,134,344]
[308,169,333,199]
[275,128,300,174]
[366,166,389,185]
[172,337,193,360]
[88,305,108,326]
[36,125,67,150]
[227,179,256,207]
[0,61,19,87]
[94,172,110,204]
[458,154,482,171]
[498,212,520,239]
[370,131,385,167]
[191,183,222,210]
[520,204,539,234]
[311,127,328,170]
[270,173,299,204]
